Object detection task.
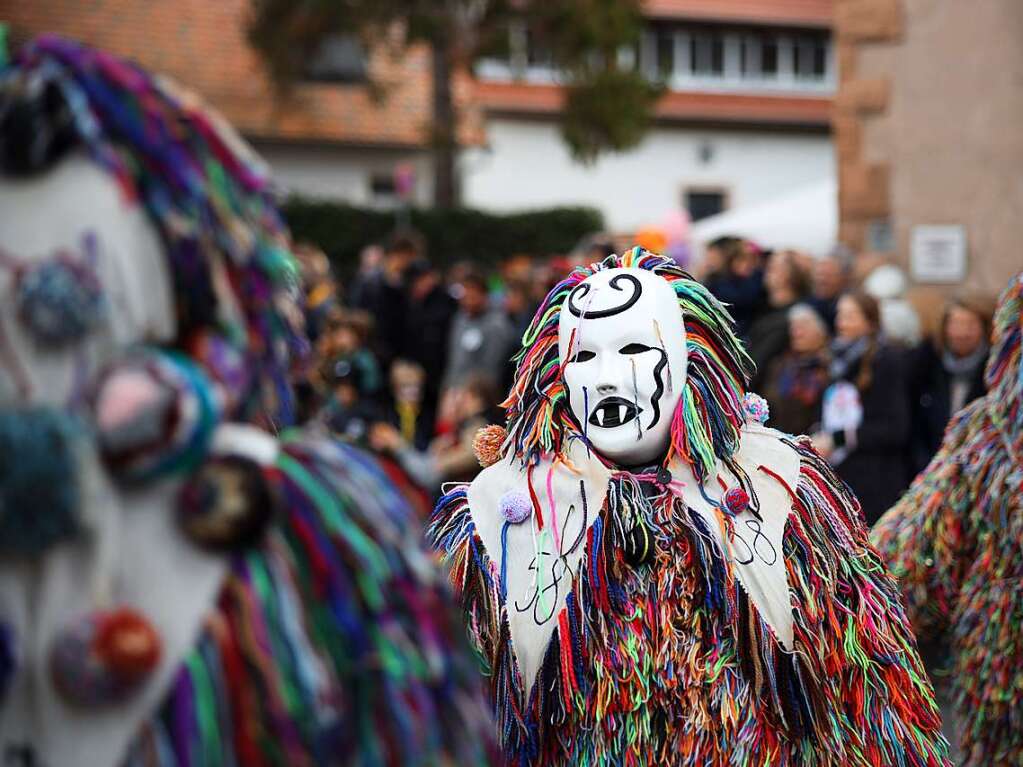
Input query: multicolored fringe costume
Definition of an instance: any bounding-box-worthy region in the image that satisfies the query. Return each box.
[0,37,494,765]
[126,436,496,766]
[873,272,1023,766]
[432,250,950,766]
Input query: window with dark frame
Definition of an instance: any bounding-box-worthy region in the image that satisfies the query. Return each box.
[655,27,675,76]
[793,32,829,79]
[760,37,779,76]
[690,29,725,75]
[482,21,832,88]
[369,173,398,207]
[685,188,728,222]
[303,35,368,83]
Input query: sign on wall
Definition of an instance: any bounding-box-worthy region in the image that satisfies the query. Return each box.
[910,225,967,283]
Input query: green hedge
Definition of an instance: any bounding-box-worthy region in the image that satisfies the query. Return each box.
[282,197,604,274]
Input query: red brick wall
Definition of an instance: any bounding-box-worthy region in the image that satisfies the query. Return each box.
[4,0,481,148]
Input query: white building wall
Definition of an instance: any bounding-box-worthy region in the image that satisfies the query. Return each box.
[253,142,433,208]
[461,118,834,232]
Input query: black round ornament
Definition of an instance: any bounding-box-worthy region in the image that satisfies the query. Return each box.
[177,454,277,550]
[623,521,655,568]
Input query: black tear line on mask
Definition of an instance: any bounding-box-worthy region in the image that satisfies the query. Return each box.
[648,347,668,431]
[567,274,642,319]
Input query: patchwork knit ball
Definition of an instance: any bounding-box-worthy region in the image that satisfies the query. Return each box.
[92,349,220,482]
[50,608,161,706]
[723,487,750,517]
[473,425,507,468]
[742,392,770,424]
[178,453,277,550]
[15,255,105,347]
[499,490,532,524]
[0,408,81,555]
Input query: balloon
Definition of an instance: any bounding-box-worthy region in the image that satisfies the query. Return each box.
[635,227,667,254]
[660,209,691,244]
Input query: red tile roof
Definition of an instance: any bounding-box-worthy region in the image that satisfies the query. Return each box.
[7,0,830,146]
[643,0,833,27]
[5,0,484,148]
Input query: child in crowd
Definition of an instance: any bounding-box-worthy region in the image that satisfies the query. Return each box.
[385,359,433,450]
[316,355,382,442]
[318,309,382,399]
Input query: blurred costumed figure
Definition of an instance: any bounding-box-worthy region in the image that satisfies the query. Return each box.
[0,37,493,766]
[873,272,1023,767]
[431,248,949,766]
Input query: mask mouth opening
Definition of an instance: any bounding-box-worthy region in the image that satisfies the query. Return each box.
[588,396,642,428]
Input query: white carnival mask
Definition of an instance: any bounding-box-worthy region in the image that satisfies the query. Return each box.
[558,267,686,465]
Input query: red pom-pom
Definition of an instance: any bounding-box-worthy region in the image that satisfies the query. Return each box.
[723,487,750,517]
[94,608,162,681]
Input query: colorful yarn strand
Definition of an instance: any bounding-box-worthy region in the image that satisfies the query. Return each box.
[126,436,497,766]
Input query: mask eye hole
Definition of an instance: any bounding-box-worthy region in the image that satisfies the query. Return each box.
[619,343,652,355]
[571,350,596,363]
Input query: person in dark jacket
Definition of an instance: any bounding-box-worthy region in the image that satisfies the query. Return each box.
[908,295,992,475]
[701,236,766,339]
[402,258,457,436]
[761,303,831,436]
[811,291,910,526]
[746,249,811,392]
[351,233,419,368]
[808,250,851,332]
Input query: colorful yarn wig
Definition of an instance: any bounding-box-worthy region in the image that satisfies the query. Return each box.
[1,35,305,425]
[873,271,1023,765]
[504,247,754,479]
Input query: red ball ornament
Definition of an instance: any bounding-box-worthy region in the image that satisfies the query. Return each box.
[50,608,161,706]
[723,487,750,517]
[94,608,162,681]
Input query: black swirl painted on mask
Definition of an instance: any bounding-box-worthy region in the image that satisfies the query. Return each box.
[568,273,643,319]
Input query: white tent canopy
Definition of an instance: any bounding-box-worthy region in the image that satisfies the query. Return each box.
[691,178,837,260]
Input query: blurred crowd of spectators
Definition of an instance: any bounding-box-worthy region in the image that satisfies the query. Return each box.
[699,236,993,524]
[291,233,995,526]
